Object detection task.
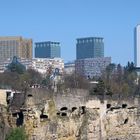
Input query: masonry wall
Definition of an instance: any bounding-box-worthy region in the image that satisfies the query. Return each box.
[1,88,140,140]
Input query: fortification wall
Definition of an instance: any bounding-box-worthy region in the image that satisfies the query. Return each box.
[0,89,7,106]
[2,88,140,140]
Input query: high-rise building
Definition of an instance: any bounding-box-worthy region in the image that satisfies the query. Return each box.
[134,24,140,67]
[35,41,61,58]
[0,36,32,62]
[76,37,104,59]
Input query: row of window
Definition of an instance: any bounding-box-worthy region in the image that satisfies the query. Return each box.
[35,43,60,47]
[77,38,103,44]
[0,40,20,46]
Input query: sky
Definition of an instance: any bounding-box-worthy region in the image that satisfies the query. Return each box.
[0,0,140,65]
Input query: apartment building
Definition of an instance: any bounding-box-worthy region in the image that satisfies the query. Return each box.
[0,36,32,61]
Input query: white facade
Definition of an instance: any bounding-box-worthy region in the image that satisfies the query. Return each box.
[32,58,64,75]
[134,24,140,67]
[64,62,75,75]
[75,57,111,78]
[0,57,64,75]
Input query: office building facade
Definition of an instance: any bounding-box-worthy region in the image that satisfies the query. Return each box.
[35,41,61,58]
[76,37,104,59]
[32,58,64,75]
[0,36,32,62]
[75,57,111,78]
[134,25,140,67]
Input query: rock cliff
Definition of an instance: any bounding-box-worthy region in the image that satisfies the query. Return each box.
[1,88,140,140]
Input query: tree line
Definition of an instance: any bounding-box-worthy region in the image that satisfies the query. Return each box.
[90,62,140,97]
[0,57,139,97]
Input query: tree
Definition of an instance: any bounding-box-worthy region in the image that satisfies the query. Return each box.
[90,78,105,95]
[5,127,28,140]
[124,61,135,74]
[116,64,123,81]
[6,56,26,74]
[135,78,140,95]
[101,62,138,97]
[96,78,105,95]
[26,69,43,86]
[42,75,51,87]
[64,73,89,89]
[102,63,116,89]
[1,71,21,91]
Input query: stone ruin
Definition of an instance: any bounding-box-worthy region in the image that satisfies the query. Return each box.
[1,88,140,140]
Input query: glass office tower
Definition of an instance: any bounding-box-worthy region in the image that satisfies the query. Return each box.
[35,41,61,58]
[76,37,104,60]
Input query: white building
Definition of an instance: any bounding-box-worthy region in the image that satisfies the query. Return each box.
[0,57,64,75]
[64,62,75,75]
[75,57,111,78]
[134,24,140,67]
[32,58,64,75]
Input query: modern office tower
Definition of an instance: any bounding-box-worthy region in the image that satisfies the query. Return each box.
[76,37,104,59]
[35,41,61,58]
[134,24,140,67]
[0,36,32,62]
[75,57,111,78]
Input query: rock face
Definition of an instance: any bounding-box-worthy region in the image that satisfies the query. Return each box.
[0,105,10,140]
[1,88,140,140]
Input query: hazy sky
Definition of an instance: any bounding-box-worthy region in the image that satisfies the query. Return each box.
[0,0,140,65]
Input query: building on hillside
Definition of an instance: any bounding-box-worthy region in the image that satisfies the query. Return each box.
[134,24,140,68]
[76,37,104,60]
[32,58,64,75]
[0,36,32,62]
[7,56,26,73]
[0,57,64,74]
[0,57,32,73]
[64,62,75,75]
[75,57,111,78]
[35,41,61,58]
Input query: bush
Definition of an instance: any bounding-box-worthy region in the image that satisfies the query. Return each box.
[5,127,28,140]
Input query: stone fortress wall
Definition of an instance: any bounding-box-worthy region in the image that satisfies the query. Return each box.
[1,88,140,140]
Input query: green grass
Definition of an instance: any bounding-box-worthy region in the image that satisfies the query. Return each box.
[5,127,28,140]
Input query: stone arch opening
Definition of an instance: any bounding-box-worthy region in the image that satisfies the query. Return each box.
[72,107,77,112]
[107,104,111,109]
[81,106,86,114]
[32,135,37,140]
[12,113,17,117]
[40,114,48,119]
[16,111,24,127]
[57,112,60,116]
[61,112,67,116]
[124,118,128,124]
[122,104,127,108]
[6,91,11,104]
[60,107,68,111]
[27,94,33,97]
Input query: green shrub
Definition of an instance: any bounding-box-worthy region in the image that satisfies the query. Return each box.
[5,127,28,140]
